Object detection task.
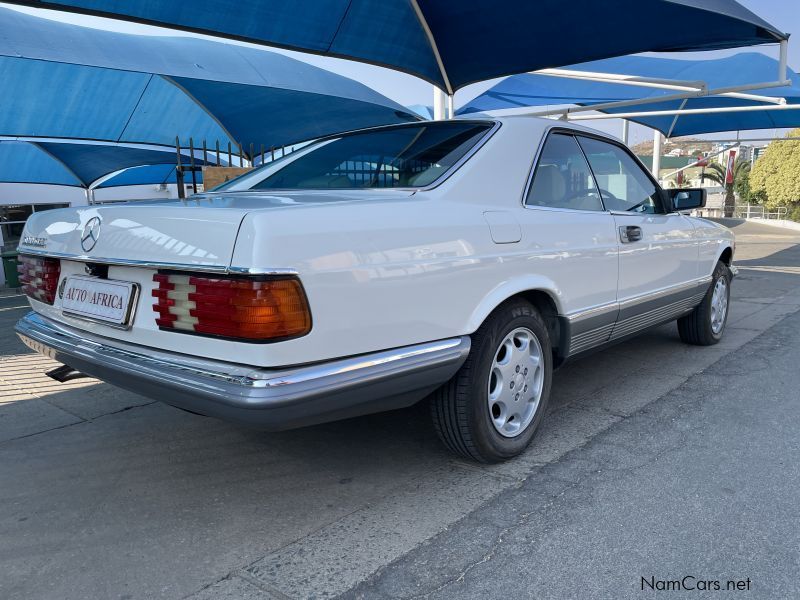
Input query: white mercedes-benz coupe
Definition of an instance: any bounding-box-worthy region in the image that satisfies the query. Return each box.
[15,116,735,462]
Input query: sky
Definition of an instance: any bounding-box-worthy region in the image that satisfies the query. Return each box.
[3,0,798,146]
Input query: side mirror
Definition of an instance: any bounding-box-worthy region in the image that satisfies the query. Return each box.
[667,188,706,212]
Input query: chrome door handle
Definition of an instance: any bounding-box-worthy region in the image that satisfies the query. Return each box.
[619,225,643,243]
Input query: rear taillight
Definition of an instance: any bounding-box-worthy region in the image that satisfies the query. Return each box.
[18,255,61,305]
[152,272,312,342]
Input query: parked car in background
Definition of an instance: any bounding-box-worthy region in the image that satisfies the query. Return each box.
[15,117,735,462]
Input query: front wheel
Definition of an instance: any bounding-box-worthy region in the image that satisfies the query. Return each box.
[678,260,731,346]
[430,299,552,463]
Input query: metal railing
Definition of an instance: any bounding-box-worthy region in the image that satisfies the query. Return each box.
[173,137,305,198]
[734,204,788,220]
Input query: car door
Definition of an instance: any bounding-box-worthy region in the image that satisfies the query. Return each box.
[576,135,702,339]
[520,131,619,356]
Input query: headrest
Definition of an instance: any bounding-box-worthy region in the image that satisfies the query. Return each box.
[529,164,566,206]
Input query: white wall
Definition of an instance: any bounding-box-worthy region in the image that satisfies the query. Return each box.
[0,183,202,286]
[92,183,202,202]
[0,182,203,206]
[0,182,87,206]
[0,184,87,285]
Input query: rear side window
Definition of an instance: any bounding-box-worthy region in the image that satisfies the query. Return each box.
[577,136,663,214]
[230,122,492,191]
[525,133,603,212]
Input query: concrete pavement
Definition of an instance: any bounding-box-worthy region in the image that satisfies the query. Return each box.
[0,219,799,599]
[348,280,800,600]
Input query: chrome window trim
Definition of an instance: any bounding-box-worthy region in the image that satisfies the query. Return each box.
[520,204,605,215]
[520,127,607,214]
[414,119,501,191]
[16,249,298,276]
[574,133,670,215]
[521,125,671,216]
[609,210,689,219]
[520,123,556,209]
[226,266,300,276]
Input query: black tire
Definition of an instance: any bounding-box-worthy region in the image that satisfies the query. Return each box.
[430,299,552,463]
[678,260,731,346]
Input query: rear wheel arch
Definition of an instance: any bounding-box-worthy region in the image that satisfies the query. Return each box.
[473,288,564,364]
[515,290,562,358]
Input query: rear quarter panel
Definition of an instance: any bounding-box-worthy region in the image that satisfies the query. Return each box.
[228,118,615,366]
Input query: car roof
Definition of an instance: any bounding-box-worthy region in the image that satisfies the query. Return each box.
[477,114,618,140]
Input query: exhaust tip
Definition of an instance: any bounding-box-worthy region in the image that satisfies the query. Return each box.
[46,364,90,383]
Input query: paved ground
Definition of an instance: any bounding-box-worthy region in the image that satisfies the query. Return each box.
[1,219,799,600]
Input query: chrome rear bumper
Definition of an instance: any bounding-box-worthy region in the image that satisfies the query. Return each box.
[15,312,470,430]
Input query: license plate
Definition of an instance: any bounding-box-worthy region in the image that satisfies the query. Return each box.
[61,275,139,328]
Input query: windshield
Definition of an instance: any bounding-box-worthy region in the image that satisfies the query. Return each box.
[216,121,493,191]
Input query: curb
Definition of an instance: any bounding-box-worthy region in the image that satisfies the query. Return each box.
[746,218,800,232]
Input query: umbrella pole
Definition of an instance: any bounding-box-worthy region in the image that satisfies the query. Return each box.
[652,130,662,182]
[433,86,447,120]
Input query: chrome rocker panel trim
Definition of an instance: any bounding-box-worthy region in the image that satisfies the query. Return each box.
[15,312,470,430]
[563,276,713,357]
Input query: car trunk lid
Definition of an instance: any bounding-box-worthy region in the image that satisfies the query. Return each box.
[19,191,416,268]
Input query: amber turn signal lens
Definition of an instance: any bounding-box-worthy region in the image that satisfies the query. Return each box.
[152,272,311,341]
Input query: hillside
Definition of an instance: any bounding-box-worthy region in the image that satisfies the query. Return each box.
[632,137,714,156]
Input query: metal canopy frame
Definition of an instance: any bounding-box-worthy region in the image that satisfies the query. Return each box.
[660,135,800,180]
[4,0,788,94]
[505,40,792,122]
[0,137,217,190]
[477,41,796,178]
[568,103,800,122]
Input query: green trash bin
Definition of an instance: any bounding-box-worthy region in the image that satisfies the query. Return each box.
[1,250,20,288]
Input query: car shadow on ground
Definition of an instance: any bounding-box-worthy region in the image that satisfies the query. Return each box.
[0,304,708,475]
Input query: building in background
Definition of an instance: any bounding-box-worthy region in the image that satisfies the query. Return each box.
[0,179,201,286]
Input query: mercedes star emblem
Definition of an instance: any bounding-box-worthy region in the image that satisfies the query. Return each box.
[81,217,102,252]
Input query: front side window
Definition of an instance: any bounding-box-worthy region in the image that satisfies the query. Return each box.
[219,122,492,191]
[525,133,603,212]
[577,136,663,214]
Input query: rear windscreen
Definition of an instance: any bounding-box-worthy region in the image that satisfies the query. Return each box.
[218,122,492,191]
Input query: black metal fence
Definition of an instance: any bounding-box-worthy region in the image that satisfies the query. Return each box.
[174,137,293,197]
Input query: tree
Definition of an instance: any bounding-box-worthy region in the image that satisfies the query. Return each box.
[734,166,766,206]
[749,128,800,211]
[700,160,750,217]
[666,170,694,188]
